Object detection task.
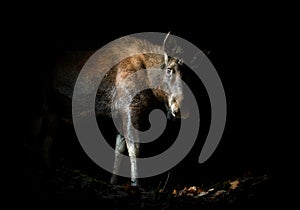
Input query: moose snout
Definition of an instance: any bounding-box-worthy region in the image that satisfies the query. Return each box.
[170,102,180,117]
[169,97,182,118]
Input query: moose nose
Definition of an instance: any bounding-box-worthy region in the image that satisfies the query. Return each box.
[170,102,180,117]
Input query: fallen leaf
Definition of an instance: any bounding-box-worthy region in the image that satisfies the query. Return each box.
[187,186,197,193]
[214,190,226,196]
[197,188,204,194]
[197,191,209,197]
[229,180,240,190]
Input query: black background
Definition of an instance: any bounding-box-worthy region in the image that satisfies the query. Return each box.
[22,8,283,204]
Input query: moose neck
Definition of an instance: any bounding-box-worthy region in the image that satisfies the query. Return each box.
[139,53,169,106]
[142,53,164,69]
[151,89,168,105]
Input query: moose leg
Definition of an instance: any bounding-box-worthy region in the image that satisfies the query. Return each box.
[111,134,126,184]
[125,138,140,186]
[122,113,140,186]
[118,108,141,186]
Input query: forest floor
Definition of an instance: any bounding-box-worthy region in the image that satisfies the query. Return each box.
[25,163,274,209]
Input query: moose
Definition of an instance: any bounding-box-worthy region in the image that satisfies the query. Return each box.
[36,33,185,187]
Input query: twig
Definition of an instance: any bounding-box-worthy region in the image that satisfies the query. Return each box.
[157,181,162,190]
[162,172,170,192]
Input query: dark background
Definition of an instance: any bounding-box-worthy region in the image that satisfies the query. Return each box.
[23,11,281,204]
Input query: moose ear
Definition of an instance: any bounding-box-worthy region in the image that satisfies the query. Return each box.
[163,32,183,58]
[164,52,168,66]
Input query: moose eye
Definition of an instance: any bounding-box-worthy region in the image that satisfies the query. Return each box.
[167,67,173,76]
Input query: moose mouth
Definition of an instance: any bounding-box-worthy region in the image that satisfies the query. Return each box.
[167,103,189,120]
[171,102,181,117]
[167,108,181,120]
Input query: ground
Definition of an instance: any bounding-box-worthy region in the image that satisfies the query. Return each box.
[24,161,273,209]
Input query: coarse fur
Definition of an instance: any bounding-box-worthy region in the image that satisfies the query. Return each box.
[50,35,184,186]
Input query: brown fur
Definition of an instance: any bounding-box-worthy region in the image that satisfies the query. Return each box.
[48,36,184,186]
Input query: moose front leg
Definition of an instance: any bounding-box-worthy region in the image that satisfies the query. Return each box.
[122,112,140,187]
[111,134,126,185]
[125,138,140,186]
[111,131,140,186]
